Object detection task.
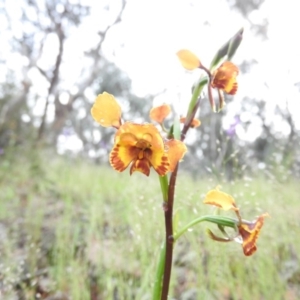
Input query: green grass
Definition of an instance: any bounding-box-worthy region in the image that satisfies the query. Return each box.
[0,153,299,299]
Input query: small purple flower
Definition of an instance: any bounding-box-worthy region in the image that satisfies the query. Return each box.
[62,127,73,137]
[226,115,240,138]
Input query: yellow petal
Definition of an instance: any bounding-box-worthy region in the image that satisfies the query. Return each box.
[165,139,187,172]
[149,104,171,124]
[203,189,238,211]
[176,49,201,70]
[91,92,122,128]
[147,150,169,176]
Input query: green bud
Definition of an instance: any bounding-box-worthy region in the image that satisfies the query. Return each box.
[210,28,244,69]
[227,28,244,60]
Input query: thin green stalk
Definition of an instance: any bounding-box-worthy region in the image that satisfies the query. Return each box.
[152,242,166,300]
[157,77,208,300]
[158,175,169,203]
[174,215,238,241]
[187,77,208,116]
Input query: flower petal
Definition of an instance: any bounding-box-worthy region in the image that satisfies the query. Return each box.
[176,49,201,70]
[203,189,238,211]
[238,213,269,256]
[114,122,165,150]
[147,150,169,176]
[165,139,187,172]
[180,117,201,128]
[149,104,171,124]
[211,61,239,95]
[91,92,122,128]
[109,144,138,172]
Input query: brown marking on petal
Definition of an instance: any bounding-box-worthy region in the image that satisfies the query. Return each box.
[228,82,238,95]
[143,147,170,176]
[109,145,127,172]
[138,149,144,160]
[130,158,151,176]
[155,164,169,176]
[161,156,169,162]
[211,78,227,90]
[154,154,170,176]
[239,226,257,256]
[109,144,137,172]
[238,214,268,256]
[211,61,239,95]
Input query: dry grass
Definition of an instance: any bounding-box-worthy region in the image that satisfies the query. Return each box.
[0,153,299,299]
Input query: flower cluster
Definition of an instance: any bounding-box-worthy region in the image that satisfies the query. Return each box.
[203,188,268,256]
[91,92,187,177]
[176,49,239,112]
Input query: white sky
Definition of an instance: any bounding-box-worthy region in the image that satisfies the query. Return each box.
[2,0,300,151]
[102,0,300,141]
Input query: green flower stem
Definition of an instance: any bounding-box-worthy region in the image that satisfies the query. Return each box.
[152,242,166,300]
[159,81,208,299]
[187,77,208,117]
[173,115,181,140]
[174,215,238,241]
[157,76,211,300]
[158,175,169,203]
[154,28,243,300]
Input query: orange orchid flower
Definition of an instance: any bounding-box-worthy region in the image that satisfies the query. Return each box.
[203,188,268,256]
[110,122,187,176]
[110,122,169,176]
[211,61,239,95]
[91,92,187,176]
[237,214,269,256]
[208,61,239,111]
[176,48,239,111]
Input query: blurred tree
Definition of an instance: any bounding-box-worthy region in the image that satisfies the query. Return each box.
[0,0,141,151]
[1,0,299,178]
[228,0,268,39]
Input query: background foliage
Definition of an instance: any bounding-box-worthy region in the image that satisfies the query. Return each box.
[0,0,299,178]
